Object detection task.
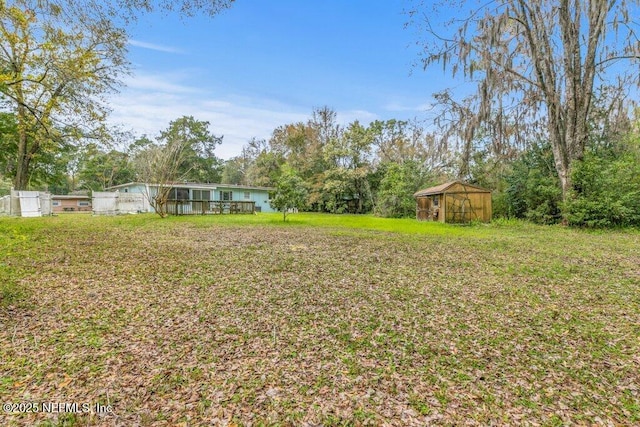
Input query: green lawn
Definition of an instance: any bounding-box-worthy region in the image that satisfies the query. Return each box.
[1,213,639,426]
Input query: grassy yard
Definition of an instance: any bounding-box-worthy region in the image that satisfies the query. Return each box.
[0,213,639,426]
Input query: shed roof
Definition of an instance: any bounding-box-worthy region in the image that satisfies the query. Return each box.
[413,180,491,197]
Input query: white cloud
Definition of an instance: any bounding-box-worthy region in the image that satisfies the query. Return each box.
[108,71,310,159]
[120,73,200,94]
[338,109,379,125]
[108,70,399,160]
[128,39,185,54]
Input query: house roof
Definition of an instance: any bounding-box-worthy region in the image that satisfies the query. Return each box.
[52,195,91,200]
[413,181,491,197]
[106,182,274,191]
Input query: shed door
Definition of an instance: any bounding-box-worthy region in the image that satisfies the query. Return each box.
[416,197,431,221]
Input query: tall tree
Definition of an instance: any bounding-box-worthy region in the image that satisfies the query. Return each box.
[410,0,640,206]
[0,0,128,190]
[322,121,374,213]
[158,116,223,183]
[34,0,234,23]
[77,144,135,191]
[132,117,222,217]
[132,140,189,218]
[375,160,431,218]
[1,0,234,191]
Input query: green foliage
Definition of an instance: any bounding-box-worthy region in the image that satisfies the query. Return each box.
[0,112,18,182]
[0,176,11,196]
[130,116,224,217]
[503,143,562,224]
[315,120,375,214]
[0,0,128,190]
[565,139,640,228]
[249,150,284,187]
[224,110,449,216]
[499,135,640,228]
[77,144,135,191]
[467,148,514,218]
[25,137,77,193]
[270,167,308,221]
[0,111,69,191]
[375,161,431,218]
[221,157,245,185]
[157,116,223,183]
[0,221,32,307]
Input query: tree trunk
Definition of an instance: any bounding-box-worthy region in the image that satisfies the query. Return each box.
[549,107,588,224]
[14,153,30,191]
[13,106,30,191]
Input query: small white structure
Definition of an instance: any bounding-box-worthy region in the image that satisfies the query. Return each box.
[115,192,146,214]
[18,191,41,217]
[0,191,52,217]
[92,191,145,215]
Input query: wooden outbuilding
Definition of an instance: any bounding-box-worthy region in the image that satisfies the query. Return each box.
[414,181,492,223]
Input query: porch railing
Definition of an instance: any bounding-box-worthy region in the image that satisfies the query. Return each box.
[165,200,255,215]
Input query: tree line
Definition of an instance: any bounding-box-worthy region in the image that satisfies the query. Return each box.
[1,0,639,226]
[3,104,639,226]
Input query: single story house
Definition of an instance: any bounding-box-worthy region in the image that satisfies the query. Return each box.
[414,181,492,223]
[52,194,92,213]
[105,182,276,214]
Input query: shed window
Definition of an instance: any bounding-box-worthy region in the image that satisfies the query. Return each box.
[78,201,90,207]
[433,195,439,206]
[52,200,61,207]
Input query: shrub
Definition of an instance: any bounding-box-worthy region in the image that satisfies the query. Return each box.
[503,143,562,224]
[374,161,431,218]
[565,142,640,227]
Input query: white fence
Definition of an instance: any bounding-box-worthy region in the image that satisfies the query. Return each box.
[0,195,10,215]
[17,191,42,217]
[40,193,52,216]
[0,191,53,217]
[0,191,145,217]
[92,191,145,215]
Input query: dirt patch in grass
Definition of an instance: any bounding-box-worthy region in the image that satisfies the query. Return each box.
[1,217,639,425]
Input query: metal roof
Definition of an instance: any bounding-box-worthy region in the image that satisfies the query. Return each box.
[106,182,274,191]
[413,181,491,197]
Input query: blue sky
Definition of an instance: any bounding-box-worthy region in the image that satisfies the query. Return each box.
[108,0,448,159]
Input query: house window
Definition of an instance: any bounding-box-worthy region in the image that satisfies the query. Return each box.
[220,191,233,201]
[77,201,90,207]
[193,190,210,201]
[169,188,189,200]
[243,191,251,200]
[433,195,439,207]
